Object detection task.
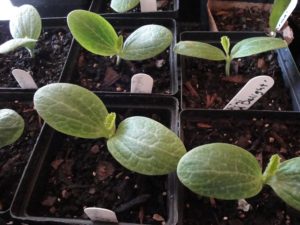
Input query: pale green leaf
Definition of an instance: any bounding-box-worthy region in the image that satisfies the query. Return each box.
[177,143,263,199]
[267,157,300,211]
[221,36,230,55]
[107,116,186,175]
[110,0,140,13]
[9,4,41,40]
[231,37,287,59]
[67,10,120,56]
[34,83,114,139]
[0,38,37,54]
[0,109,24,149]
[174,41,226,61]
[120,25,173,60]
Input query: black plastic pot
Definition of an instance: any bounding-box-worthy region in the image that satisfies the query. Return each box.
[90,0,179,18]
[11,94,179,225]
[178,109,300,225]
[0,18,73,92]
[0,92,41,219]
[61,17,178,95]
[179,31,300,111]
[289,11,300,70]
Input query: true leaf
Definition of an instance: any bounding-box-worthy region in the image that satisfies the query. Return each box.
[0,109,24,148]
[67,10,120,56]
[9,4,41,40]
[221,36,230,55]
[0,38,37,54]
[34,83,115,139]
[110,0,140,13]
[107,116,186,175]
[177,143,263,199]
[174,41,226,61]
[231,37,287,59]
[266,157,300,211]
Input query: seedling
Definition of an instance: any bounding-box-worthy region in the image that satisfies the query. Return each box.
[33,83,186,175]
[177,143,300,211]
[0,4,42,58]
[110,0,140,12]
[174,36,287,76]
[67,10,172,62]
[0,109,24,148]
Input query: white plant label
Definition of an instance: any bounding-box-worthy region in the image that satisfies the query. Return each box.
[12,69,38,89]
[84,207,118,223]
[276,0,298,30]
[224,75,274,110]
[131,73,153,93]
[140,0,157,12]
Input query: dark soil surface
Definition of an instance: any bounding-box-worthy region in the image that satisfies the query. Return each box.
[181,114,300,225]
[28,110,170,224]
[74,47,172,94]
[0,23,72,88]
[0,100,41,211]
[103,0,174,13]
[182,51,292,110]
[212,7,269,31]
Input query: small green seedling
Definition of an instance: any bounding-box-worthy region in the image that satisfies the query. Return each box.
[67,10,172,61]
[0,109,24,148]
[0,4,42,57]
[174,36,287,76]
[177,143,300,211]
[110,0,140,13]
[33,83,186,175]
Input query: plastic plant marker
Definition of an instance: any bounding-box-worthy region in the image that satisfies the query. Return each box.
[131,73,153,93]
[84,207,118,223]
[223,75,274,110]
[140,0,157,12]
[12,69,38,89]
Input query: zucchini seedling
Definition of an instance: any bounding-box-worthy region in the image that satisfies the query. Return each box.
[33,83,186,175]
[110,0,140,13]
[67,10,173,63]
[0,4,42,58]
[174,36,287,76]
[0,109,24,148]
[177,143,300,211]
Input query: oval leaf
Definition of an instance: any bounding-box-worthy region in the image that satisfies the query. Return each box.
[9,4,41,40]
[0,38,37,54]
[177,143,263,200]
[110,0,140,13]
[107,116,186,175]
[34,83,114,139]
[174,41,226,61]
[0,109,24,148]
[231,37,287,59]
[67,10,120,56]
[120,25,173,60]
[267,157,300,211]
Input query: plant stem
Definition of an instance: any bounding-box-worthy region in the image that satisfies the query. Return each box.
[225,57,231,76]
[116,55,121,66]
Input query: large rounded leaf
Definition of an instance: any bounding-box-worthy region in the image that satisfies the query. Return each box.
[177,143,263,199]
[267,157,300,211]
[110,0,140,13]
[174,41,226,61]
[231,37,287,59]
[120,25,173,60]
[67,10,120,56]
[9,4,41,40]
[107,116,186,175]
[34,83,115,139]
[0,109,24,148]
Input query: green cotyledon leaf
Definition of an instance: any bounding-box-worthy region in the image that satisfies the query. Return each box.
[110,0,140,13]
[230,37,287,59]
[174,41,226,61]
[120,24,173,61]
[67,10,120,56]
[107,116,186,175]
[0,109,24,148]
[0,38,37,54]
[177,143,263,199]
[266,156,300,211]
[34,83,115,139]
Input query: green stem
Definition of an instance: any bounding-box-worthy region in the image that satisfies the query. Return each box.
[116,55,121,66]
[225,57,231,76]
[262,154,281,184]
